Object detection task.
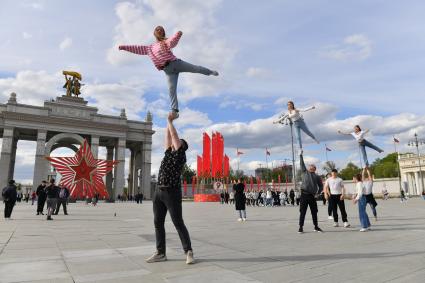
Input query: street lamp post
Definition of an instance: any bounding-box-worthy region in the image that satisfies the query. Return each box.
[407,133,425,194]
[275,117,297,191]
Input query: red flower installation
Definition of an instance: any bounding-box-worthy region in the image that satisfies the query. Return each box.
[46,139,118,199]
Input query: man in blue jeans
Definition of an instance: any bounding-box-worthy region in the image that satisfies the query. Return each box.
[146,112,194,264]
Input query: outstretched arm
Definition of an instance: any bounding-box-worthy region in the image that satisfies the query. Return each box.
[300,154,307,172]
[164,125,172,150]
[118,45,149,55]
[167,113,182,150]
[299,106,315,112]
[337,130,351,136]
[366,168,373,182]
[166,31,183,48]
[273,112,288,124]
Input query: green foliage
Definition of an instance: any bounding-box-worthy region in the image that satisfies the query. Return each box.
[370,152,399,178]
[182,164,196,183]
[339,162,360,180]
[322,161,337,174]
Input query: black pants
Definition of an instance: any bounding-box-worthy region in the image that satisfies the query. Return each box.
[328,201,332,216]
[329,194,348,222]
[153,188,191,255]
[37,198,46,213]
[299,193,318,227]
[54,199,68,215]
[4,201,15,218]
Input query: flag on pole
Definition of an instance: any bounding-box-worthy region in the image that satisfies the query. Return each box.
[266,148,271,156]
[394,137,400,143]
[237,148,244,156]
[325,145,332,151]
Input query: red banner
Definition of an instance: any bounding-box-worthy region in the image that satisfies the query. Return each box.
[183,179,187,196]
[192,176,196,196]
[197,155,203,177]
[202,133,211,177]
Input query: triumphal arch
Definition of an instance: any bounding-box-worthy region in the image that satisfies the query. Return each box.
[0,71,154,200]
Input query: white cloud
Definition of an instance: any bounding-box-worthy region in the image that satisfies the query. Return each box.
[22,32,32,39]
[107,0,236,101]
[246,67,271,78]
[174,107,212,127]
[219,99,265,112]
[59,37,73,51]
[320,34,372,61]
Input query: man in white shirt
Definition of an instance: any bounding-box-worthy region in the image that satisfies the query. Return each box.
[324,169,350,228]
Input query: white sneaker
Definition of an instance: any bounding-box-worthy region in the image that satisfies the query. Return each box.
[359,228,368,232]
[238,218,243,222]
[333,222,339,227]
[242,218,246,221]
[328,216,333,220]
[146,252,167,263]
[186,250,195,264]
[343,222,351,228]
[211,71,219,76]
[367,227,372,231]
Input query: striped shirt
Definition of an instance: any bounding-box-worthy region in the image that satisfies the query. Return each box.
[119,32,182,70]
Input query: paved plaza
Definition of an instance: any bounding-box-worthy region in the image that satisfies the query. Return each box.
[0,198,424,283]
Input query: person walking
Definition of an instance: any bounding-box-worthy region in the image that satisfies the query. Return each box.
[54,185,70,215]
[324,169,350,228]
[234,179,247,221]
[36,181,47,215]
[298,154,323,233]
[45,179,59,220]
[353,173,371,232]
[146,112,194,264]
[2,180,17,219]
[289,189,295,206]
[119,26,219,119]
[363,168,378,221]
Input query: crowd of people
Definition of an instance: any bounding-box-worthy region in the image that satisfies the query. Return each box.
[220,188,301,207]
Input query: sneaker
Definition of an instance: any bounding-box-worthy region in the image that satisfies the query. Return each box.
[343,222,351,228]
[367,226,372,231]
[186,250,195,264]
[211,71,219,76]
[359,228,368,232]
[46,216,53,220]
[242,218,246,221]
[333,222,339,227]
[146,252,167,263]
[237,218,243,222]
[328,216,333,220]
[298,227,304,234]
[314,227,323,233]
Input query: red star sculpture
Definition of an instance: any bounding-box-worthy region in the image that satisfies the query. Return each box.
[46,139,118,199]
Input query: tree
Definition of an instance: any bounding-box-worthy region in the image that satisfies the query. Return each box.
[339,162,360,180]
[322,161,337,174]
[370,153,399,178]
[181,164,196,183]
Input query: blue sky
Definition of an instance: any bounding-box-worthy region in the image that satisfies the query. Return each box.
[1,0,425,184]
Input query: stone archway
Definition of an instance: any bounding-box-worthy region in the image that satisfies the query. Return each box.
[45,133,85,155]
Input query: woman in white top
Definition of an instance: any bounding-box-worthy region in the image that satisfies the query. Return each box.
[274,101,319,150]
[353,173,371,232]
[338,125,383,168]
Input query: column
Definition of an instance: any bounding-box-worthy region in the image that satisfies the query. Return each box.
[106,146,114,199]
[141,142,152,199]
[32,130,47,191]
[414,172,420,195]
[113,138,126,199]
[8,138,18,180]
[128,149,135,197]
[0,127,15,191]
[91,135,100,159]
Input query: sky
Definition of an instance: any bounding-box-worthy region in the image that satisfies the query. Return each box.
[1,0,425,184]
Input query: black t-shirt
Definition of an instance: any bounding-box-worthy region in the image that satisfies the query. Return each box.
[158,147,186,188]
[46,185,60,198]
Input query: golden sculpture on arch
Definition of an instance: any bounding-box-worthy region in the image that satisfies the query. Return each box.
[63,71,83,97]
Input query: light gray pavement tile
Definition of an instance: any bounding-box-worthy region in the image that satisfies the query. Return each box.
[65,256,143,277]
[73,269,151,283]
[0,260,69,283]
[163,266,261,283]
